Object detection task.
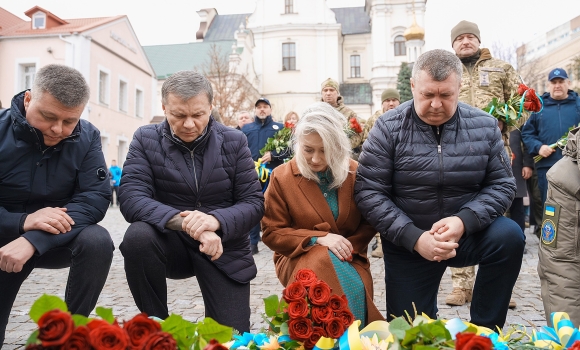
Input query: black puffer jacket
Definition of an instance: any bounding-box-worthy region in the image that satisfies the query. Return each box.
[0,91,111,255]
[119,118,264,283]
[354,101,516,252]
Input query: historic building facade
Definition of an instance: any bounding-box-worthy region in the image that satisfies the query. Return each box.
[517,15,580,93]
[145,0,426,121]
[0,6,157,166]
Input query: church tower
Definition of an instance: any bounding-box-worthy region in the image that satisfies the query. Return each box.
[366,0,426,112]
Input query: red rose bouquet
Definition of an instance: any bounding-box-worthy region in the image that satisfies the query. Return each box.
[263,269,355,350]
[345,117,363,137]
[25,295,232,350]
[483,83,543,129]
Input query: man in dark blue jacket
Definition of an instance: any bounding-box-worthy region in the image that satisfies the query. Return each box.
[0,64,113,346]
[355,50,523,330]
[522,68,580,204]
[119,71,263,333]
[242,98,284,254]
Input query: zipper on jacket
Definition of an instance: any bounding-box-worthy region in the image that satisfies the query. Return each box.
[190,150,199,193]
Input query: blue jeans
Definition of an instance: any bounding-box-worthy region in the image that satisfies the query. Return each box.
[249,224,261,245]
[537,167,549,205]
[0,225,114,346]
[382,216,525,330]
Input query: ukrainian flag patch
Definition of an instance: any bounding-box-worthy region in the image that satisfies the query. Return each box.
[545,205,555,217]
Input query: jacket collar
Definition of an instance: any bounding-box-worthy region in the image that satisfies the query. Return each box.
[10,90,81,150]
[253,115,273,126]
[541,90,579,106]
[410,102,458,128]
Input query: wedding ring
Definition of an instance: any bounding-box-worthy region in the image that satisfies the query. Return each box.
[337,247,342,251]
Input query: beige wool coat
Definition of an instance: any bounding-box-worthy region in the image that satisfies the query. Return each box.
[262,158,383,323]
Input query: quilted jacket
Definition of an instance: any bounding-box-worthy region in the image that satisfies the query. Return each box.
[119,117,264,283]
[354,100,516,252]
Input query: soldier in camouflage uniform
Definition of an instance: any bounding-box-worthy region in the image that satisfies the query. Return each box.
[362,89,401,144]
[447,20,521,308]
[320,78,364,159]
[361,88,401,258]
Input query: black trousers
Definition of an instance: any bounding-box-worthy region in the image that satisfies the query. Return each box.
[0,225,114,346]
[120,222,251,332]
[382,216,525,330]
[508,197,526,233]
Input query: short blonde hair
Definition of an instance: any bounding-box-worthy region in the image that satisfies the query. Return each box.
[284,111,299,124]
[293,102,351,189]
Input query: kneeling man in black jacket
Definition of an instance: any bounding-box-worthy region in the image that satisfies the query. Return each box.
[118,71,264,333]
[355,49,523,330]
[0,64,114,346]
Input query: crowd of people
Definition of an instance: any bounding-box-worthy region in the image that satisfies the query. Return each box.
[1,19,580,346]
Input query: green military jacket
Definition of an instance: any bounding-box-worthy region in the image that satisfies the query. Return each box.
[362,109,382,144]
[323,96,363,151]
[459,48,522,160]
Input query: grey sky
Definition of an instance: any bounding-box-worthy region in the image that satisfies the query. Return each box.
[2,0,580,54]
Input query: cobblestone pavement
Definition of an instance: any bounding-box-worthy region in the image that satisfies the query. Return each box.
[3,208,546,348]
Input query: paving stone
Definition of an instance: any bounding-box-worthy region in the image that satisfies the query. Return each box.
[2,210,547,347]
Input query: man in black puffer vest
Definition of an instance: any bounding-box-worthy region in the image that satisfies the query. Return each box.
[119,71,264,333]
[354,49,524,330]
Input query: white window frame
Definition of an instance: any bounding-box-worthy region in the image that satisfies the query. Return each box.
[350,55,361,78]
[97,65,111,106]
[284,0,294,14]
[100,132,110,163]
[14,58,39,94]
[32,11,46,29]
[135,85,144,118]
[394,35,406,57]
[117,136,129,167]
[282,42,297,71]
[118,76,128,112]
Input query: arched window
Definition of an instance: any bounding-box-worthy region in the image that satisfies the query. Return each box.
[394,35,406,56]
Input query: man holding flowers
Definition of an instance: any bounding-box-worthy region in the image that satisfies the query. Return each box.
[447,20,524,308]
[522,68,580,205]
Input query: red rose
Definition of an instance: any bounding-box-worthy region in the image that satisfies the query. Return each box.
[142,332,178,350]
[311,306,333,323]
[89,323,130,350]
[337,311,354,328]
[124,313,162,350]
[284,121,295,129]
[308,281,332,306]
[203,338,229,350]
[325,318,345,339]
[295,269,318,288]
[87,319,110,330]
[349,118,362,133]
[304,327,327,349]
[455,332,492,350]
[328,295,348,311]
[63,326,91,350]
[517,84,529,96]
[569,340,580,350]
[37,309,75,347]
[288,299,309,318]
[283,281,307,302]
[288,317,313,341]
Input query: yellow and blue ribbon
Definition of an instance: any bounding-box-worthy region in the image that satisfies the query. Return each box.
[254,160,272,192]
[533,312,580,350]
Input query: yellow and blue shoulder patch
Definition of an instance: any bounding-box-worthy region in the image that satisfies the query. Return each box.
[541,203,560,248]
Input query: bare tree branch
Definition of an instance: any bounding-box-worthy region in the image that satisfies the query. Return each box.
[201,44,259,127]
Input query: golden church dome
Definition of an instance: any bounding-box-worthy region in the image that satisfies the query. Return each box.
[404,17,425,41]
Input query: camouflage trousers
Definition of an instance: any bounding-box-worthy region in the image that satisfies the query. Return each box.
[450,266,475,289]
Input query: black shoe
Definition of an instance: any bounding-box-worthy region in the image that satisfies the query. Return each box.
[251,244,259,255]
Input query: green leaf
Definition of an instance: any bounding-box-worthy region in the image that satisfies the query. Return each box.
[402,326,422,346]
[413,346,439,350]
[162,314,197,350]
[280,321,289,336]
[198,317,233,343]
[263,295,280,317]
[96,307,115,324]
[29,294,68,323]
[72,314,90,327]
[389,317,411,340]
[25,330,39,346]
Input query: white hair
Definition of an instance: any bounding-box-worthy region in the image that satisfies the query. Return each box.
[292,102,351,189]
